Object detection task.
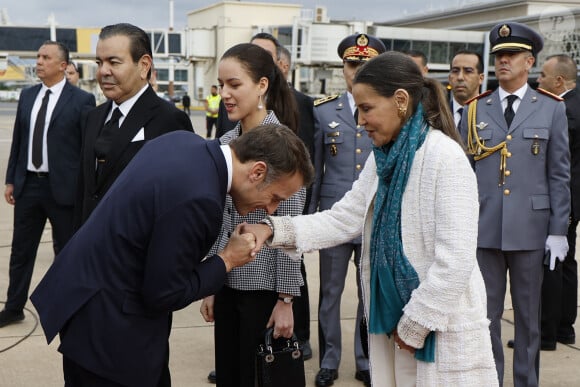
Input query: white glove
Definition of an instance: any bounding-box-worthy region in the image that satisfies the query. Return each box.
[545,235,568,271]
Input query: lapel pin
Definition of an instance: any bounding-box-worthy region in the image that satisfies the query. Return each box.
[476,122,488,130]
[328,121,340,129]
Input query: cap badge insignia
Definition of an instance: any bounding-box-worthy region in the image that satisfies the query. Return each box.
[499,24,511,38]
[356,34,369,47]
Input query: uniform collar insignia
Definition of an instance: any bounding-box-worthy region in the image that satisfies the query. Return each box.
[486,98,493,104]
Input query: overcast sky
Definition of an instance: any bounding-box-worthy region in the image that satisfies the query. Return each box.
[3,0,495,30]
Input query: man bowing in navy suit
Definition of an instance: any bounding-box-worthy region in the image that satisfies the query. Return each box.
[1,41,95,328]
[30,124,314,387]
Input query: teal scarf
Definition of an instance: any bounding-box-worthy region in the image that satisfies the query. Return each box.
[368,103,435,362]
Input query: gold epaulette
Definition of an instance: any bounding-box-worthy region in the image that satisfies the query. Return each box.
[465,89,493,105]
[314,94,339,107]
[537,87,564,101]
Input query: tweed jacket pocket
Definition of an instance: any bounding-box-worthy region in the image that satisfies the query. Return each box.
[435,325,493,372]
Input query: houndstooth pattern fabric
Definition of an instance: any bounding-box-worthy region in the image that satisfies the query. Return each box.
[207,111,305,295]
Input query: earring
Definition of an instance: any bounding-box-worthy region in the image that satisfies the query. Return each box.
[397,104,407,119]
[258,95,264,110]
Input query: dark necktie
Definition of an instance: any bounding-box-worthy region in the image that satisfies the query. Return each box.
[32,89,51,169]
[457,107,464,130]
[353,108,359,127]
[95,107,123,177]
[504,95,517,128]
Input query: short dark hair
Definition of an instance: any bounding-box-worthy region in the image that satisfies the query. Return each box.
[229,124,314,187]
[251,32,280,48]
[451,50,484,74]
[404,50,428,66]
[99,23,153,79]
[41,40,70,64]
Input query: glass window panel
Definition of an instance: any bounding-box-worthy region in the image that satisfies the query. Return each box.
[152,32,165,54]
[467,43,484,54]
[412,41,430,61]
[449,42,467,62]
[156,69,169,81]
[174,69,187,82]
[430,41,449,64]
[393,39,411,52]
[380,38,392,51]
[276,26,293,47]
[168,34,181,54]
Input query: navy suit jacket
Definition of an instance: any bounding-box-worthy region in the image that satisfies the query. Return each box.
[5,81,96,205]
[74,85,194,228]
[31,132,228,386]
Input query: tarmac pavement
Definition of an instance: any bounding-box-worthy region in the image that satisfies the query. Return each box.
[0,101,578,386]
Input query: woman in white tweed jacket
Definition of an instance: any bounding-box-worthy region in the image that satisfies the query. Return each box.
[246,52,497,386]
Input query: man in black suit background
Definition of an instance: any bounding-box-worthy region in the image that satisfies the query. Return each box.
[537,53,578,349]
[448,50,484,130]
[74,23,193,228]
[1,41,96,327]
[277,45,315,167]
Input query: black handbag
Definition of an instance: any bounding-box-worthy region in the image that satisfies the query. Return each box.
[255,328,305,387]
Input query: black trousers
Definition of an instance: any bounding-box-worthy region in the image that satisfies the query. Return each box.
[63,356,126,387]
[541,218,578,343]
[206,116,217,138]
[5,174,73,311]
[293,260,310,342]
[63,356,170,387]
[214,287,278,387]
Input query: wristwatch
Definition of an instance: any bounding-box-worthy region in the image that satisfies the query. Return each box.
[277,296,294,304]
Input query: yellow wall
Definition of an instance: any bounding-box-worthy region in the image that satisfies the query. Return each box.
[76,28,101,56]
